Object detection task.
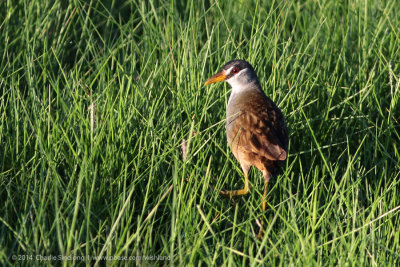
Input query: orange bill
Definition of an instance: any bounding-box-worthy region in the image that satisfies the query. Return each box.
[204,71,226,85]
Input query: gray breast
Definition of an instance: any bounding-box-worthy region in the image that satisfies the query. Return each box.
[226,93,241,126]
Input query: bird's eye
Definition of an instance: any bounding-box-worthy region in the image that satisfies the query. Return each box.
[232,67,239,74]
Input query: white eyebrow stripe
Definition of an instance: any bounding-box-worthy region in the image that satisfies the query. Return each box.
[225,66,233,74]
[225,67,247,77]
[237,68,247,76]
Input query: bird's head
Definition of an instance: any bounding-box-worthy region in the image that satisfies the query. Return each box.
[204,59,259,90]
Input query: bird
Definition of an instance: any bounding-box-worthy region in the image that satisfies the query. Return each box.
[204,59,288,238]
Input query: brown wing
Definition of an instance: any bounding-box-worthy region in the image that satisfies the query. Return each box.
[230,111,287,161]
[227,91,288,163]
[245,111,287,160]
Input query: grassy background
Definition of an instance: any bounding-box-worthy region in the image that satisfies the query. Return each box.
[1,0,400,265]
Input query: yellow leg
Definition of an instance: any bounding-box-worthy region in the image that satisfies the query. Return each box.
[257,179,269,239]
[220,173,249,197]
[261,179,269,212]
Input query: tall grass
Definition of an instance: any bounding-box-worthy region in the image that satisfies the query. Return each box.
[1,0,399,265]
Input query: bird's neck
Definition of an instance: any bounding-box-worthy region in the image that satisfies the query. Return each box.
[229,78,262,97]
[230,80,260,94]
[227,82,264,112]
